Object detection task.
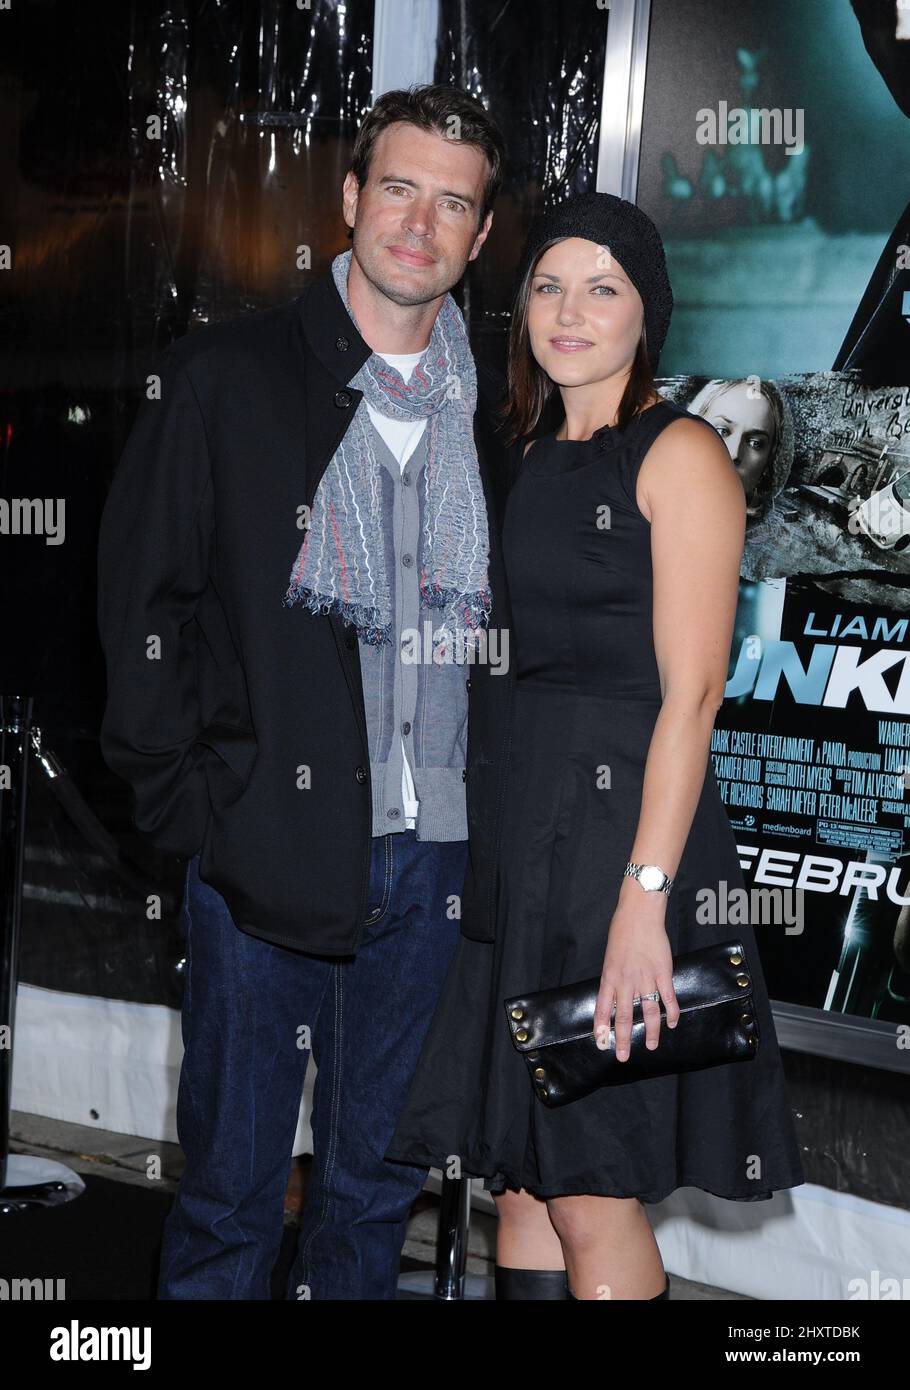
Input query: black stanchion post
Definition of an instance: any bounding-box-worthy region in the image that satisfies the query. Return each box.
[0,693,32,1193]
[433,1172,472,1299]
[396,1169,493,1299]
[0,693,81,1211]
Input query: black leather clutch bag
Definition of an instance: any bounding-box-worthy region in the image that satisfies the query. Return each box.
[504,940,759,1108]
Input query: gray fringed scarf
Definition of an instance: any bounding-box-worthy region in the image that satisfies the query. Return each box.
[284,249,492,649]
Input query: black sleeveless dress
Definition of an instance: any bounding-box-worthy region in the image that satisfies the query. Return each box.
[384,397,806,1203]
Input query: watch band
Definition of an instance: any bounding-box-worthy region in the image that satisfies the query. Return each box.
[623,861,674,895]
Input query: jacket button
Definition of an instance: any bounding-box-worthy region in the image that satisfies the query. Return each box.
[335,336,349,351]
[334,390,352,409]
[462,768,467,782]
[465,678,472,691]
[355,766,367,784]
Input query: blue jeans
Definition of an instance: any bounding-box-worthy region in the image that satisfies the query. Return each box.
[157,830,467,1300]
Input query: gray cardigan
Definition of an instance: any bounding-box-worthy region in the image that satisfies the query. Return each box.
[358,418,471,841]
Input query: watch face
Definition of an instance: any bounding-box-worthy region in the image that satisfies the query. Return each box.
[638,865,664,891]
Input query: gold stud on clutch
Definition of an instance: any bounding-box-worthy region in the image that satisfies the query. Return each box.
[515,1028,529,1042]
[533,1067,546,1079]
[730,951,742,965]
[510,1007,524,1020]
[736,974,749,988]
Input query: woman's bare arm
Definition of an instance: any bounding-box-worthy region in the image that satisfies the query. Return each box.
[629,415,745,882]
[594,417,746,1060]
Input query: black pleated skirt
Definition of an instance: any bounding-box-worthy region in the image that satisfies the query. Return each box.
[385,683,806,1203]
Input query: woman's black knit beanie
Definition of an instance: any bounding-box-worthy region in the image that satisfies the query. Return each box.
[514,191,674,372]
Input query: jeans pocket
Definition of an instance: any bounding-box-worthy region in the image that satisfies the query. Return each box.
[364,835,393,924]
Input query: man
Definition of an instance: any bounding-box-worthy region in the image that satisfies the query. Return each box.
[96,84,514,1300]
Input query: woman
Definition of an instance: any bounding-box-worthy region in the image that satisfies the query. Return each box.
[686,377,795,581]
[384,192,805,1300]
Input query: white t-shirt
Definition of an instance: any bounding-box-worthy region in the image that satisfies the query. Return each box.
[368,350,428,829]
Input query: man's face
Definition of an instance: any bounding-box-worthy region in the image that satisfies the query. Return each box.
[342,122,493,307]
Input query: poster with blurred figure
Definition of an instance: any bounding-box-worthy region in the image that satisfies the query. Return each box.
[639,0,910,1031]
[655,370,910,1027]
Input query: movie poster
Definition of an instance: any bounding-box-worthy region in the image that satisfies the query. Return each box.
[656,371,910,1025]
[635,0,910,1035]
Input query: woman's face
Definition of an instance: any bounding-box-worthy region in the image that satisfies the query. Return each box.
[526,237,645,389]
[701,383,775,501]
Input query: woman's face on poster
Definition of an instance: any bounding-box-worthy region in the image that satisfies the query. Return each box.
[701,383,775,501]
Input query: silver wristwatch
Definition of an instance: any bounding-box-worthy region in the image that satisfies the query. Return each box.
[623,861,674,895]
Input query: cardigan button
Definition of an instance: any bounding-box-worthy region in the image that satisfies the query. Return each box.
[355,766,367,784]
[462,768,467,782]
[334,389,352,408]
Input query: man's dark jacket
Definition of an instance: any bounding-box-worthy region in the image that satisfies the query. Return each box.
[97,270,516,955]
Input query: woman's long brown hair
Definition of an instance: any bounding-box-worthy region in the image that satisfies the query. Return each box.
[497,237,658,447]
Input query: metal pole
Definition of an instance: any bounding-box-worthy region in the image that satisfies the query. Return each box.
[1,693,81,1211]
[433,1172,473,1299]
[0,693,32,1192]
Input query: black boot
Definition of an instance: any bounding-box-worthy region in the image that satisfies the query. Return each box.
[567,1273,670,1300]
[494,1265,570,1299]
